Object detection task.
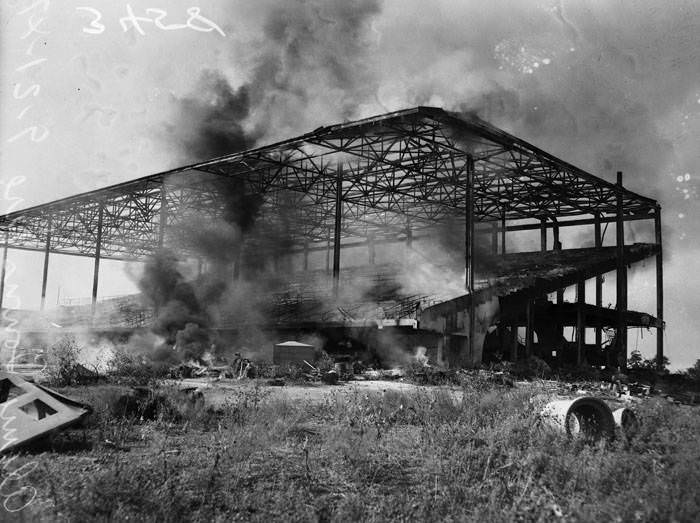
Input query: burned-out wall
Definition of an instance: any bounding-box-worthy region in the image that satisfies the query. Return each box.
[419,294,500,367]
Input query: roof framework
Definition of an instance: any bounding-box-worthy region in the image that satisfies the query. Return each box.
[0,106,658,260]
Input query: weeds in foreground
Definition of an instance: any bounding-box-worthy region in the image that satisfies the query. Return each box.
[7,383,700,522]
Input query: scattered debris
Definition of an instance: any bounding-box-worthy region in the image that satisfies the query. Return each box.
[0,371,91,454]
[321,370,338,385]
[273,341,315,366]
[103,439,130,452]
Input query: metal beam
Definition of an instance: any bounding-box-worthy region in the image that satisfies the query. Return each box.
[552,223,563,306]
[540,218,547,251]
[91,204,104,315]
[40,217,52,311]
[501,212,507,254]
[525,298,534,358]
[159,183,167,248]
[491,222,498,255]
[594,214,603,351]
[465,155,475,361]
[655,206,664,369]
[0,231,8,310]
[616,172,627,369]
[493,213,653,233]
[332,163,343,295]
[576,279,585,365]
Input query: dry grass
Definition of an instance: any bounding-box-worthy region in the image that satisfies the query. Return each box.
[3,379,700,522]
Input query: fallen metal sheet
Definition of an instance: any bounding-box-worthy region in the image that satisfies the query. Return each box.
[0,372,91,453]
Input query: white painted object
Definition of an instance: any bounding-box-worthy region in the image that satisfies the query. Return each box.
[541,397,615,441]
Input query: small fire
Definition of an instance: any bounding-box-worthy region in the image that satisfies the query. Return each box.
[414,346,429,367]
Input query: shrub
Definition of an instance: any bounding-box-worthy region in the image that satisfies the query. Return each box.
[45,335,83,386]
[106,347,170,384]
[685,359,700,382]
[314,350,335,373]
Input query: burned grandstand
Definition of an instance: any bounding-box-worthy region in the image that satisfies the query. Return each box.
[0,107,664,369]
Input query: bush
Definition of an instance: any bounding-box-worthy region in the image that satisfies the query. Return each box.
[685,359,700,382]
[628,349,669,373]
[107,347,171,384]
[45,335,83,386]
[314,350,335,373]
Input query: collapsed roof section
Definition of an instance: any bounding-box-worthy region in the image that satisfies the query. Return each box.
[0,106,658,260]
[422,243,661,325]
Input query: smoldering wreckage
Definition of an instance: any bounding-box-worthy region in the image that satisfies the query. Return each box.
[0,107,670,450]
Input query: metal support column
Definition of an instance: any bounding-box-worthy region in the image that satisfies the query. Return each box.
[655,206,664,369]
[501,212,506,254]
[0,231,8,310]
[576,279,585,365]
[491,222,498,255]
[540,218,547,251]
[40,216,52,311]
[554,223,563,304]
[465,155,475,360]
[510,322,518,362]
[332,163,343,296]
[159,183,167,249]
[368,234,375,265]
[525,298,534,358]
[616,172,628,368]
[594,214,603,351]
[91,204,104,317]
[303,241,309,271]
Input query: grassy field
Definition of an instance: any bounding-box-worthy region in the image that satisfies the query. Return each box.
[3,377,700,522]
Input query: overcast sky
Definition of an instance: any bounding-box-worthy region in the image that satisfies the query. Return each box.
[1,0,699,368]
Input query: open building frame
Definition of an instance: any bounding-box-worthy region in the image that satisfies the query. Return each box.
[0,107,664,368]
